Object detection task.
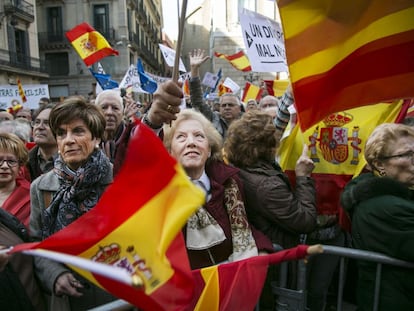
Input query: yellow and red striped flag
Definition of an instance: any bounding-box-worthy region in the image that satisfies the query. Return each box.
[214,51,252,72]
[190,245,310,310]
[13,120,205,310]
[278,0,414,131]
[241,82,262,103]
[278,100,408,231]
[183,78,190,96]
[218,82,232,96]
[65,22,119,67]
[17,78,27,103]
[263,79,289,97]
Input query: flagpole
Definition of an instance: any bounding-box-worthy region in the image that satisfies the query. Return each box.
[172,0,188,82]
[22,248,143,288]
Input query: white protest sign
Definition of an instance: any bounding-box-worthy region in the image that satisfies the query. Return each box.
[119,65,148,93]
[240,8,287,73]
[223,77,240,94]
[202,72,219,89]
[0,84,49,110]
[159,44,187,73]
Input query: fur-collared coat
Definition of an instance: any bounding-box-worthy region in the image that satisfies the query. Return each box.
[341,172,414,310]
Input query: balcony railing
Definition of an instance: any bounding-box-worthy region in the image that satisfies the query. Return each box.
[4,0,34,23]
[0,48,46,73]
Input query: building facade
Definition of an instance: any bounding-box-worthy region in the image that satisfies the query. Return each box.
[182,0,281,95]
[36,0,165,101]
[0,0,47,89]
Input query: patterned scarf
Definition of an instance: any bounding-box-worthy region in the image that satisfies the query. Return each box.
[186,178,258,262]
[42,149,112,238]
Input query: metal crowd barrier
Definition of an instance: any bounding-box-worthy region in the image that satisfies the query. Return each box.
[271,245,414,311]
[88,245,414,311]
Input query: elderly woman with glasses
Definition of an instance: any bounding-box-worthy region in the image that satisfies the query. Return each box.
[30,97,115,310]
[341,123,414,311]
[0,133,30,227]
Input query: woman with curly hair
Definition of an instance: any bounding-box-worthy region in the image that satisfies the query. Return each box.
[224,110,317,309]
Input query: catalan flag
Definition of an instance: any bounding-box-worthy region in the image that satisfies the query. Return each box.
[215,51,252,72]
[13,120,205,310]
[218,82,232,96]
[241,82,262,103]
[278,101,408,231]
[278,1,414,131]
[17,78,27,103]
[263,79,290,97]
[65,22,119,67]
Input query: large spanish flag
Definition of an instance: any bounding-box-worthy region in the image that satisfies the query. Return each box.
[215,51,252,72]
[13,120,205,310]
[277,100,408,231]
[278,0,414,131]
[66,22,119,67]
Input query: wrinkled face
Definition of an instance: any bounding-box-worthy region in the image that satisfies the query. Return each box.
[260,97,278,110]
[55,119,100,170]
[219,96,241,123]
[170,119,210,179]
[377,136,414,187]
[0,151,20,186]
[32,109,56,147]
[15,110,32,121]
[98,95,123,133]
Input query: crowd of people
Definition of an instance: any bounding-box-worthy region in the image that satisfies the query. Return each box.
[0,49,413,311]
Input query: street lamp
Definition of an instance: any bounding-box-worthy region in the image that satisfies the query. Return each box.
[244,72,260,83]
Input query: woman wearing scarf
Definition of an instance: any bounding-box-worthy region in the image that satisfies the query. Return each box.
[29,97,115,310]
[163,109,273,269]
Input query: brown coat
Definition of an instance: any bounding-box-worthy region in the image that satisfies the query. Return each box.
[239,160,317,249]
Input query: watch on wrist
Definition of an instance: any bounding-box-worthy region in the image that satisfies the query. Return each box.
[143,113,162,130]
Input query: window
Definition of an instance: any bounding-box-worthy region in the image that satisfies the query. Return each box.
[14,29,28,66]
[94,4,109,37]
[239,0,256,11]
[47,7,63,41]
[45,52,69,76]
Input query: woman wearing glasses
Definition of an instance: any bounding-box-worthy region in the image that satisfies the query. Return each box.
[341,123,414,311]
[0,132,31,227]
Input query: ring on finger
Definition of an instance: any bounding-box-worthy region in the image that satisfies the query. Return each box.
[166,104,174,113]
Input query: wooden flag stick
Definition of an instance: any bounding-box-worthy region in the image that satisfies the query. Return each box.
[172,0,188,82]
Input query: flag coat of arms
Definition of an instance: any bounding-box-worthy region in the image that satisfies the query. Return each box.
[278,0,414,131]
[13,120,205,311]
[66,22,119,67]
[278,101,408,230]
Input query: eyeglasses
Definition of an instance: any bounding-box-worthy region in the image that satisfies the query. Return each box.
[380,150,414,161]
[220,103,237,108]
[0,159,19,167]
[31,119,49,128]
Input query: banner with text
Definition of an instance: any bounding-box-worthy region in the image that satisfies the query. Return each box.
[0,84,49,110]
[240,8,287,73]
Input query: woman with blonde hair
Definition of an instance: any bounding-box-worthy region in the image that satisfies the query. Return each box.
[163,109,273,269]
[0,132,30,227]
[341,123,414,310]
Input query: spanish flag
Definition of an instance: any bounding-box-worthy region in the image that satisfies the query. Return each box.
[263,79,290,97]
[190,245,310,310]
[277,100,408,231]
[65,22,119,67]
[17,78,27,103]
[278,0,414,131]
[13,120,205,310]
[241,82,262,103]
[215,51,252,72]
